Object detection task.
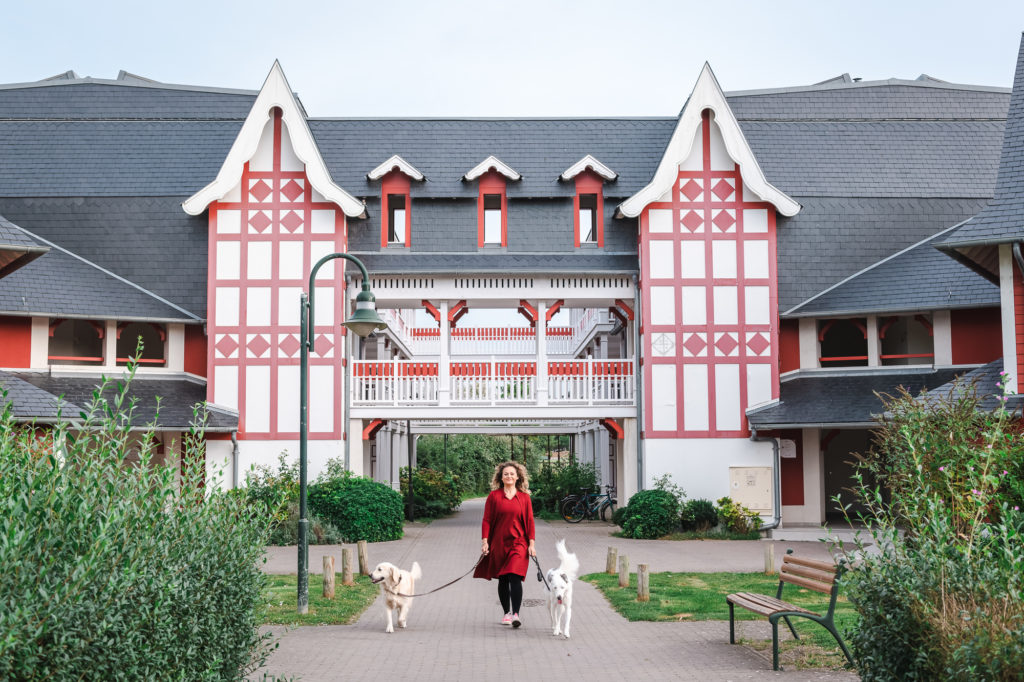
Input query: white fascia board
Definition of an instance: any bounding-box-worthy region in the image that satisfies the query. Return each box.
[463,155,521,182]
[367,154,425,181]
[618,63,800,219]
[560,155,618,182]
[182,61,365,218]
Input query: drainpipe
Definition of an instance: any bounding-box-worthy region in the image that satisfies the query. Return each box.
[230,430,239,489]
[750,427,782,532]
[633,274,645,490]
[1013,243,1024,277]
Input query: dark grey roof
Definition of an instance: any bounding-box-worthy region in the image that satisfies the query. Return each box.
[0,213,48,278]
[942,36,1024,249]
[746,367,967,429]
[783,223,1000,317]
[0,197,208,317]
[914,358,1024,413]
[0,370,81,420]
[7,371,237,431]
[0,223,200,321]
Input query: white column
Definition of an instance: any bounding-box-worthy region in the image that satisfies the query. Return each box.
[104,320,117,368]
[798,318,817,369]
[536,300,548,406]
[621,417,638,502]
[438,301,451,406]
[30,317,49,367]
[933,310,952,366]
[597,429,611,486]
[348,418,366,476]
[803,428,825,525]
[1000,244,1018,392]
[167,323,185,371]
[866,316,880,366]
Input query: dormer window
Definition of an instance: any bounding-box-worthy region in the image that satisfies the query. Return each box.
[561,155,616,248]
[367,155,424,249]
[464,156,520,248]
[483,194,502,244]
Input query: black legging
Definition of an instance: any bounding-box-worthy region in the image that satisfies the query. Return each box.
[497,573,523,614]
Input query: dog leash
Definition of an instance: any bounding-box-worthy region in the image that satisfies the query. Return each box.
[532,554,552,590]
[383,553,487,599]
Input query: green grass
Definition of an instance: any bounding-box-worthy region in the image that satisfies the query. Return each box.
[660,529,762,541]
[583,571,858,669]
[262,573,379,626]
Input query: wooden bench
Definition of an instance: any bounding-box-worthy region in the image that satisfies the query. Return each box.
[726,549,854,671]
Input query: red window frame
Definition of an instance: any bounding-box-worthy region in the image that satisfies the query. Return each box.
[380,171,411,248]
[573,170,604,247]
[477,170,507,247]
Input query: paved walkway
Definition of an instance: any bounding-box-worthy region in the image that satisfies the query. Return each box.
[255,498,859,681]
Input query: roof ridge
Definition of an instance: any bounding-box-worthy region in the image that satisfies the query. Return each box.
[7,223,202,321]
[725,79,1011,98]
[0,77,259,97]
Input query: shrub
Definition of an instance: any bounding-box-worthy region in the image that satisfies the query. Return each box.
[716,496,762,534]
[680,498,718,532]
[531,461,598,513]
[309,473,404,542]
[266,501,346,546]
[617,489,680,539]
[400,466,462,518]
[837,379,1024,681]
[0,375,276,680]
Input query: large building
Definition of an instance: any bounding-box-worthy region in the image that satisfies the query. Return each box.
[3,35,1023,529]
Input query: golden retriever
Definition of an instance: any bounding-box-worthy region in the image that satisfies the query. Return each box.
[369,561,422,633]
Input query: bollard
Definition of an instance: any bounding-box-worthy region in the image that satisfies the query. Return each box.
[342,547,355,586]
[618,554,630,588]
[358,540,369,575]
[637,563,650,602]
[322,556,336,598]
[764,543,775,575]
[606,546,618,574]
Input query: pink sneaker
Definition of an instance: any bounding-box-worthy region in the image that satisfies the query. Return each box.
[512,613,521,628]
[501,613,513,626]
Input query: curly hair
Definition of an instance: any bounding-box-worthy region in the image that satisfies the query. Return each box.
[490,460,530,494]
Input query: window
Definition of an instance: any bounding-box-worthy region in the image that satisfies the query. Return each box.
[48,319,104,366]
[483,194,502,244]
[387,194,406,244]
[879,315,933,365]
[818,318,867,367]
[579,194,598,243]
[116,322,166,366]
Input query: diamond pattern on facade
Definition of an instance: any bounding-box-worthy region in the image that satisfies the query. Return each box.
[712,209,736,232]
[280,211,304,233]
[680,179,703,201]
[249,179,272,202]
[248,210,272,233]
[281,179,304,202]
[314,333,334,357]
[246,334,271,358]
[278,334,301,358]
[682,333,707,356]
[712,179,735,200]
[681,210,704,233]
[746,332,770,356]
[215,334,238,358]
[714,332,739,356]
[652,333,675,356]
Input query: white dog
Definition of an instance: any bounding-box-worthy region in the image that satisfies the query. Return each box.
[544,539,579,638]
[369,561,422,633]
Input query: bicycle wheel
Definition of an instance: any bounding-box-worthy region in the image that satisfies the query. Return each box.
[563,498,587,524]
[560,497,581,522]
[600,499,616,522]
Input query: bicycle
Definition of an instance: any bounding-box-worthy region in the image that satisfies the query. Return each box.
[560,485,616,523]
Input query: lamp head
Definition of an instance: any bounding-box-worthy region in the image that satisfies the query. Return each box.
[343,286,388,337]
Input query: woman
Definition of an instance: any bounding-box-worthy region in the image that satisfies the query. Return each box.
[473,460,536,628]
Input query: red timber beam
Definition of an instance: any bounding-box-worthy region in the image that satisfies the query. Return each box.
[448,300,468,328]
[600,418,624,440]
[422,300,441,325]
[363,419,387,441]
[518,299,537,327]
[545,299,564,322]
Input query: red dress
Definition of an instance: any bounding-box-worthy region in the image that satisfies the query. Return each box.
[473,488,535,581]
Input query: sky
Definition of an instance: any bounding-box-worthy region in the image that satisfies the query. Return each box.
[4,0,1024,118]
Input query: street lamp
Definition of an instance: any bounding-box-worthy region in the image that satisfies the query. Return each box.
[298,253,387,614]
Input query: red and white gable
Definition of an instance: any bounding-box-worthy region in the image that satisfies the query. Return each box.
[621,64,798,492]
[183,63,364,456]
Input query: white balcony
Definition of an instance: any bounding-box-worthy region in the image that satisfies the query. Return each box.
[405,326,574,356]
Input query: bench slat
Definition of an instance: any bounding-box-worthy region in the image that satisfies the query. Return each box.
[782,555,836,574]
[781,563,836,586]
[780,572,834,594]
[727,591,818,617]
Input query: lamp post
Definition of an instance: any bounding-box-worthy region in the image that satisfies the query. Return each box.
[298,252,387,614]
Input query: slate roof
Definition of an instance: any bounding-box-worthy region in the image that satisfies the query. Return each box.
[746,367,967,429]
[0,213,48,278]
[0,370,81,420]
[941,37,1024,249]
[6,371,237,431]
[914,358,1024,413]
[783,222,1000,317]
[0,223,201,321]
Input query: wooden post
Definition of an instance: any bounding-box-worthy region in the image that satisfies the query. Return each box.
[764,543,775,575]
[618,554,630,588]
[342,547,355,586]
[322,556,336,599]
[637,563,649,602]
[357,540,369,575]
[606,546,618,574]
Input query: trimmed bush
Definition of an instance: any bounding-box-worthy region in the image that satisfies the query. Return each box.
[309,473,404,542]
[266,501,346,545]
[617,489,680,539]
[400,466,462,518]
[680,498,718,532]
[0,377,276,681]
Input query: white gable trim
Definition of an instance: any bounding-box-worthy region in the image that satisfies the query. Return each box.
[463,156,521,182]
[618,63,799,219]
[560,155,617,182]
[367,154,425,181]
[183,62,365,218]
